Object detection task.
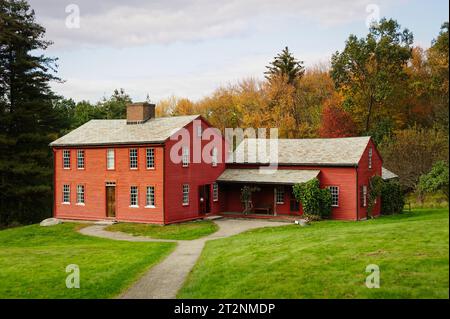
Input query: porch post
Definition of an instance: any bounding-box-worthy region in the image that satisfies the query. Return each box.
[273,187,277,216]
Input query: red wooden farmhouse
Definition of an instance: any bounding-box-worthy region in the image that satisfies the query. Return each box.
[50,102,395,224]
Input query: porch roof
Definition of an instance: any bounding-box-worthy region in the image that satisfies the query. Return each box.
[217,168,320,185]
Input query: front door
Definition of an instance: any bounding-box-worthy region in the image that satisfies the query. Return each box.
[198,185,211,215]
[106,186,116,217]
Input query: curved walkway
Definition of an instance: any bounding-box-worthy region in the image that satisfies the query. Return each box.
[79,219,288,299]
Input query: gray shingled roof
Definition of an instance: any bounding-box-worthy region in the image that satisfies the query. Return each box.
[231,137,371,166]
[217,168,320,185]
[50,115,200,146]
[382,167,399,180]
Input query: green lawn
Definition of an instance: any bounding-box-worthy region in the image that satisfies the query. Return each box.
[178,208,449,299]
[0,223,175,298]
[105,220,218,240]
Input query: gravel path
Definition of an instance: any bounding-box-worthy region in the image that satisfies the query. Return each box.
[78,219,288,299]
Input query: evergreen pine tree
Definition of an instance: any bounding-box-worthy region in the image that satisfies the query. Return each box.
[265,46,305,84]
[0,0,65,225]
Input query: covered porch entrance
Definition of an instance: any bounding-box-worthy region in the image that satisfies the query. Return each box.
[217,168,320,217]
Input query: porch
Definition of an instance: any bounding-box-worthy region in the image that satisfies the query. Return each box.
[217,168,321,217]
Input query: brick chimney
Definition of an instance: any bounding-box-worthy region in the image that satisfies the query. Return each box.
[126,102,155,124]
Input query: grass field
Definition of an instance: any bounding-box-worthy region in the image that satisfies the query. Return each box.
[105,220,218,240]
[0,223,175,298]
[178,208,449,299]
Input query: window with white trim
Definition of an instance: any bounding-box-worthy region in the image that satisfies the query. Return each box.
[328,186,339,207]
[77,185,85,204]
[368,147,373,169]
[361,185,368,207]
[130,186,138,207]
[146,186,155,207]
[197,125,202,137]
[77,149,85,169]
[129,148,138,169]
[182,146,189,167]
[146,148,155,169]
[276,186,285,204]
[213,183,219,201]
[182,184,189,205]
[212,147,218,167]
[63,184,70,203]
[107,149,115,170]
[63,150,70,169]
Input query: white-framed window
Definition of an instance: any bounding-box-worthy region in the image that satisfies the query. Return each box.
[77,185,85,204]
[276,186,284,204]
[182,184,189,205]
[368,147,373,169]
[107,149,115,170]
[77,149,85,169]
[146,186,155,207]
[197,125,202,137]
[212,147,218,167]
[63,150,70,169]
[146,148,155,169]
[63,184,70,204]
[182,146,189,167]
[328,186,339,207]
[213,183,219,202]
[129,148,138,169]
[361,185,368,207]
[130,186,138,207]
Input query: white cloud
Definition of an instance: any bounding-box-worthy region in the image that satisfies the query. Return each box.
[30,0,392,48]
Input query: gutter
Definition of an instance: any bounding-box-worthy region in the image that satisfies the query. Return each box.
[49,141,166,148]
[229,162,359,168]
[356,167,359,221]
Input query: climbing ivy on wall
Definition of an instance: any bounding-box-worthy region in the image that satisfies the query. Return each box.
[292,178,332,219]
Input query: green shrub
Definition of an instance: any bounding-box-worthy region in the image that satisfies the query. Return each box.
[368,175,384,217]
[292,178,332,219]
[418,161,449,202]
[381,180,405,215]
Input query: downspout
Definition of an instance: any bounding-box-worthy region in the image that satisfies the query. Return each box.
[53,148,57,218]
[356,165,359,221]
[162,145,166,225]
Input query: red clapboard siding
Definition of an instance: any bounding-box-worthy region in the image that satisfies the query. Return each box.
[223,164,358,220]
[54,145,165,224]
[357,138,383,219]
[163,118,228,224]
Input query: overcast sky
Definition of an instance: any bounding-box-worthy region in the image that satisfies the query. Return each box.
[28,0,449,103]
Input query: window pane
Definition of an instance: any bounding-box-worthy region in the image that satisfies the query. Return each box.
[146,148,155,169]
[63,184,70,203]
[107,149,115,169]
[77,150,85,169]
[182,146,189,167]
[63,150,70,169]
[146,186,155,206]
[130,149,138,169]
[328,186,339,207]
[276,187,284,204]
[182,184,189,205]
[363,186,367,207]
[77,185,85,204]
[130,186,138,206]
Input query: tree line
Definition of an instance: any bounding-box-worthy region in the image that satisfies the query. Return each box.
[0,0,448,225]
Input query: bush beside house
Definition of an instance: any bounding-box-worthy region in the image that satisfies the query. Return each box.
[381,180,405,215]
[292,178,332,220]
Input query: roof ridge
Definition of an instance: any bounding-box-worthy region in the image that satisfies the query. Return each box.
[242,136,371,141]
